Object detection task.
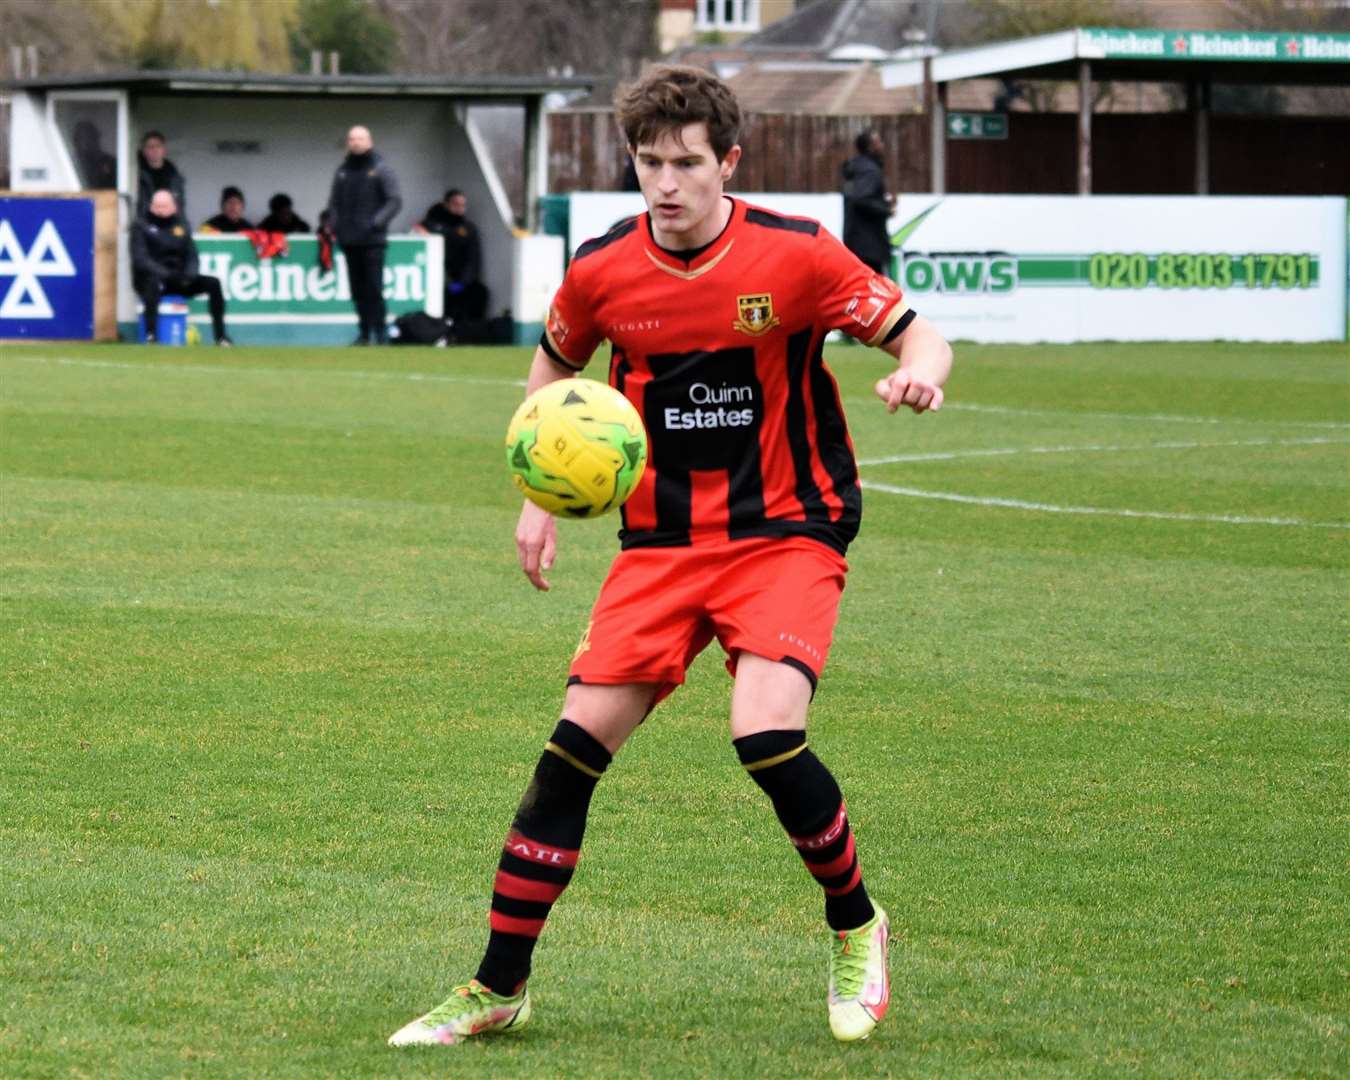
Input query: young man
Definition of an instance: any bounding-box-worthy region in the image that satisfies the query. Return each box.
[389,65,952,1049]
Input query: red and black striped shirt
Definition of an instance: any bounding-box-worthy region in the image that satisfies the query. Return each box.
[543,198,909,554]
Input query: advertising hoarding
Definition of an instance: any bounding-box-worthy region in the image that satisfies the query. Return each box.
[0,196,95,339]
[186,235,443,343]
[886,195,1347,343]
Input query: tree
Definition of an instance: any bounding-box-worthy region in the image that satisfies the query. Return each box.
[377,0,658,80]
[289,0,398,74]
[946,0,1146,44]
[104,0,299,72]
[1224,0,1350,32]
[0,0,130,75]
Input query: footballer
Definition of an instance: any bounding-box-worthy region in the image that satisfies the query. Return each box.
[390,64,952,1048]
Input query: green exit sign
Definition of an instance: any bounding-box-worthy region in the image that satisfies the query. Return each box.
[946,113,1008,140]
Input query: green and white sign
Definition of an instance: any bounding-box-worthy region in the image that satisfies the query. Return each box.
[1079,26,1350,63]
[946,113,1008,140]
[886,196,1347,343]
[187,235,443,343]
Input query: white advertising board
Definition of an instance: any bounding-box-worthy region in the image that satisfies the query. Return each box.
[884,195,1347,343]
[563,192,1347,343]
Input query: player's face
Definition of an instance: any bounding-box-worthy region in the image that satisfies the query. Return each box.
[633,123,741,249]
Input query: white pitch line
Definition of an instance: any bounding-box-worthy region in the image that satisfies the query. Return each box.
[4,354,527,389]
[860,480,1350,529]
[945,400,1350,431]
[857,436,1347,467]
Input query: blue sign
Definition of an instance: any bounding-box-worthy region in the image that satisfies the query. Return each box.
[0,197,96,339]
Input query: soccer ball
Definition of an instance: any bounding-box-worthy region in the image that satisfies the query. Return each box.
[505,378,648,518]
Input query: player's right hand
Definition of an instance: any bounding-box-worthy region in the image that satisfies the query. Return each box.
[874,370,944,414]
[516,500,557,591]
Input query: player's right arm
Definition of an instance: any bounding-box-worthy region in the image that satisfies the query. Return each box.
[514,262,605,591]
[515,346,583,592]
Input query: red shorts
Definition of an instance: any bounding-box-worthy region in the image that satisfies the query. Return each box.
[568,536,848,704]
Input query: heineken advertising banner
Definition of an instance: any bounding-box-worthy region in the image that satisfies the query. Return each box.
[885,196,1347,343]
[1079,26,1350,63]
[186,235,443,343]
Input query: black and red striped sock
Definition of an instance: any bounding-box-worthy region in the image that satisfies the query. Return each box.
[474,719,611,994]
[734,729,875,932]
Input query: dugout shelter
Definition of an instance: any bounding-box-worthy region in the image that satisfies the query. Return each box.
[2,70,592,343]
[879,27,1350,196]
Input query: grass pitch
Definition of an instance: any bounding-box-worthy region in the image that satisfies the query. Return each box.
[2,339,1346,1079]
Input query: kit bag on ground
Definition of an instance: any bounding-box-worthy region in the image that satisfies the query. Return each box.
[392,311,453,345]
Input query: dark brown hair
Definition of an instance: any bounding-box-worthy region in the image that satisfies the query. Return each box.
[614,65,741,161]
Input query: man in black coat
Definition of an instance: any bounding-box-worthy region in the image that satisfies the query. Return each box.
[130,190,231,345]
[841,130,895,275]
[326,125,403,345]
[417,188,487,324]
[135,131,187,220]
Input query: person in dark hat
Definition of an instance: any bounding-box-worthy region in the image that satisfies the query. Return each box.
[257,192,312,235]
[200,186,253,233]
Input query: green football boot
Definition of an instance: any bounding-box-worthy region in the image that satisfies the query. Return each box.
[827,905,890,1042]
[387,979,531,1047]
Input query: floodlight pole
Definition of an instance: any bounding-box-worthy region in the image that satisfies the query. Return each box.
[524,96,543,232]
[1077,60,1092,196]
[926,57,946,195]
[1189,80,1211,195]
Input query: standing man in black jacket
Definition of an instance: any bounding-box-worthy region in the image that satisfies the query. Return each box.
[841,130,895,275]
[136,131,187,220]
[327,125,403,345]
[130,190,231,346]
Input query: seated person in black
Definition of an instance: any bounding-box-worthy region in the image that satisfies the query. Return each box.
[131,190,232,346]
[200,186,253,233]
[256,192,311,234]
[416,188,487,323]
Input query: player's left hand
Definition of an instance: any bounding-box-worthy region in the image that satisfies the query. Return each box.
[875,371,944,414]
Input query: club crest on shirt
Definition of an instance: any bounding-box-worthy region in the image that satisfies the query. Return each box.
[547,306,570,346]
[732,293,780,336]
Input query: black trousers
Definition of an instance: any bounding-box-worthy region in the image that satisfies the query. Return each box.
[344,244,388,341]
[135,271,225,341]
[446,280,488,324]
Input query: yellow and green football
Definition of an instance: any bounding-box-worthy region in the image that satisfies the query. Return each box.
[505,378,648,518]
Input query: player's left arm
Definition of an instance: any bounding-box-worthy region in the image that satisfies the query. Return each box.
[813,225,953,414]
[874,313,952,414]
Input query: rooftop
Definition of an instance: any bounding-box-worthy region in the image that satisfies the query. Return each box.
[1,70,596,98]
